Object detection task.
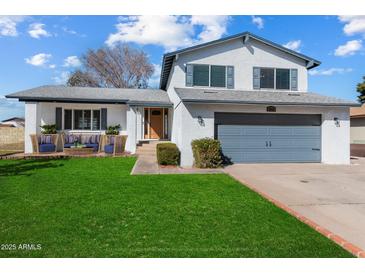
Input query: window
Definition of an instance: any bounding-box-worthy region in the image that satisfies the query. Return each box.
[260,68,275,89]
[193,64,209,86]
[64,109,100,130]
[64,109,72,130]
[74,110,91,130]
[188,64,233,88]
[254,67,295,90]
[276,69,290,90]
[210,65,226,87]
[152,110,161,115]
[92,110,101,130]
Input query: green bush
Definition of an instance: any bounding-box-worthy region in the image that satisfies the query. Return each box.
[156,143,180,166]
[40,124,57,134]
[191,138,223,168]
[105,124,121,135]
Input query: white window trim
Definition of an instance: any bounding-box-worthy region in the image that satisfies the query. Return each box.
[256,67,293,91]
[191,64,229,88]
[63,108,101,131]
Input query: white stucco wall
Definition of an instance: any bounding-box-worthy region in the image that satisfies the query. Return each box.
[168,37,308,92]
[24,102,39,153]
[176,103,350,166]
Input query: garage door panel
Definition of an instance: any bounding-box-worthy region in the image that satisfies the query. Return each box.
[220,138,267,149]
[292,127,321,136]
[270,138,320,149]
[218,124,321,163]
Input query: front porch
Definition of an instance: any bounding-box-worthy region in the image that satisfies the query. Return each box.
[126,105,172,153]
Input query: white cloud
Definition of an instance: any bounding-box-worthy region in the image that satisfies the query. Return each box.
[251,16,264,29]
[63,56,81,67]
[62,27,77,35]
[148,64,161,88]
[190,16,230,43]
[0,16,26,37]
[28,23,51,39]
[308,67,353,76]
[25,53,52,67]
[52,71,70,84]
[334,40,362,56]
[106,15,229,51]
[49,64,56,69]
[339,16,365,36]
[282,40,302,52]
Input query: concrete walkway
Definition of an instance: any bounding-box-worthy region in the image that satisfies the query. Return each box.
[131,141,223,175]
[224,157,365,252]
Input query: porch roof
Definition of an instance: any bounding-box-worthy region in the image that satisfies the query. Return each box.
[6,85,172,106]
[175,87,359,107]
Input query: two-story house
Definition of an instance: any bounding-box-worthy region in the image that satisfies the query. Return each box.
[6,31,358,166]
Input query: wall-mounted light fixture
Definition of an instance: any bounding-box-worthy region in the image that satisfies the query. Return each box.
[334,117,340,127]
[198,116,205,126]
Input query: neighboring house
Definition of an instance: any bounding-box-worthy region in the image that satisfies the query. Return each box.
[0,117,25,128]
[350,104,365,157]
[6,31,358,166]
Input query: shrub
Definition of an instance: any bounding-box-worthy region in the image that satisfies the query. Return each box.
[191,138,223,168]
[105,124,121,135]
[40,124,57,134]
[156,143,180,166]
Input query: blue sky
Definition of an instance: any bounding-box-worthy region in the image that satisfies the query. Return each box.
[0,15,364,120]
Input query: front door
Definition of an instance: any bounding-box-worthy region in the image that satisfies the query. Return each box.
[149,108,163,139]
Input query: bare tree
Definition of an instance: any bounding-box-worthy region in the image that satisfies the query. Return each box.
[67,44,155,89]
[67,70,100,87]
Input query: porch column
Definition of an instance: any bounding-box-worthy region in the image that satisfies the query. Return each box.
[125,106,137,154]
[24,102,39,153]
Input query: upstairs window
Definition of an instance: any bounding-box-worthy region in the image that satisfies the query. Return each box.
[210,65,226,87]
[187,64,234,88]
[260,68,275,89]
[253,67,297,90]
[193,64,209,86]
[276,69,290,90]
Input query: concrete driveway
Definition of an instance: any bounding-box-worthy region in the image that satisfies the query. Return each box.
[224,158,365,251]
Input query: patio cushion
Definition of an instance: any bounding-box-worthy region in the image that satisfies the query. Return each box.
[65,135,79,144]
[64,143,73,148]
[104,144,114,154]
[89,135,100,144]
[40,135,52,144]
[80,135,90,144]
[85,143,99,151]
[39,143,56,153]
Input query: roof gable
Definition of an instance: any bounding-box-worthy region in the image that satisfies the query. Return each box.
[159,31,321,90]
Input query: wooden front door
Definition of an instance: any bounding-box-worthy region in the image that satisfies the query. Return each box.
[148,108,163,139]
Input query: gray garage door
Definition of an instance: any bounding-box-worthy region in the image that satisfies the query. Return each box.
[216,113,321,163]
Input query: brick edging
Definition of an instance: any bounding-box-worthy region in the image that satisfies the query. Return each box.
[227,173,365,258]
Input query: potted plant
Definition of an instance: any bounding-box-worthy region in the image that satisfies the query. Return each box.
[105,124,121,135]
[40,124,57,134]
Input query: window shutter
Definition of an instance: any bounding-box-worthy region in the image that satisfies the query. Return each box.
[101,108,107,130]
[185,64,193,87]
[291,69,298,91]
[253,67,260,89]
[227,66,234,89]
[55,107,62,130]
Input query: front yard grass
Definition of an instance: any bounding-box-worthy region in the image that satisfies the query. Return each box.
[0,157,353,257]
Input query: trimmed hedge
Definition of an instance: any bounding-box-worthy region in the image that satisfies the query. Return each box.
[191,138,223,168]
[156,143,180,166]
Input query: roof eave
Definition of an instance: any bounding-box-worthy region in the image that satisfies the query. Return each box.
[180,99,359,107]
[6,96,129,104]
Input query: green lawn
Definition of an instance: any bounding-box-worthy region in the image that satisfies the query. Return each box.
[0,157,352,257]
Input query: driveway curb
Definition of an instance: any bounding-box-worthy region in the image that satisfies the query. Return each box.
[226,173,365,258]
